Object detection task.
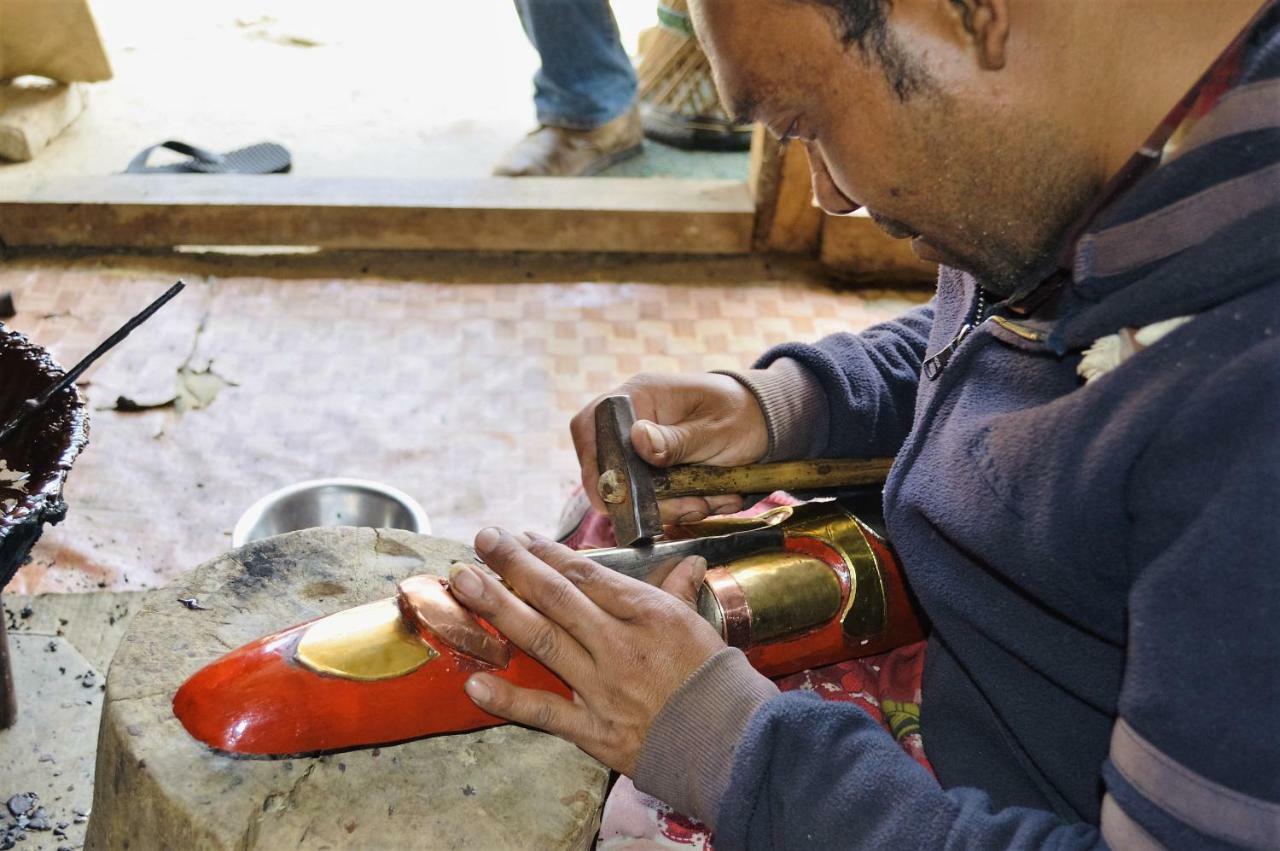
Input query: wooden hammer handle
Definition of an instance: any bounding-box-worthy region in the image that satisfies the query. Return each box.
[654,458,895,499]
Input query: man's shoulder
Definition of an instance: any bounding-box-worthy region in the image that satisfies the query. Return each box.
[1154,278,1280,393]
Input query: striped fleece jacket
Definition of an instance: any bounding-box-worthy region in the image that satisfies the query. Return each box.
[631,9,1280,850]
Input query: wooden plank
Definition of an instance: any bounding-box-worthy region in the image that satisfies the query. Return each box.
[0,175,755,254]
[748,129,822,254]
[820,211,938,283]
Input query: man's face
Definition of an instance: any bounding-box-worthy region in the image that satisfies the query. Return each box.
[691,0,1103,292]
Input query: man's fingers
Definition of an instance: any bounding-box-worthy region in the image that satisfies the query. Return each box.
[705,495,745,515]
[525,534,647,621]
[631,419,695,467]
[464,673,587,740]
[473,527,606,634]
[657,496,716,524]
[450,551,590,675]
[658,556,708,610]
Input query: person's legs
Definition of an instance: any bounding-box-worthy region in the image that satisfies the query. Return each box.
[514,0,637,130]
[494,0,644,176]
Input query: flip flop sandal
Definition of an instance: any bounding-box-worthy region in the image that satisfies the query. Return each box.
[125,140,292,174]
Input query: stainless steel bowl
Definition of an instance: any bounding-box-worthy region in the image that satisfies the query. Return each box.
[232,478,431,548]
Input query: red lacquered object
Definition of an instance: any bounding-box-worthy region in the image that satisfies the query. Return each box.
[173,579,570,755]
[174,500,922,756]
[691,501,924,677]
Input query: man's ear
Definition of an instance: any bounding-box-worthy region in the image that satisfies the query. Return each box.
[948,0,1010,70]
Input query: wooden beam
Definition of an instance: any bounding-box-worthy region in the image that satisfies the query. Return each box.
[748,129,823,254]
[820,211,937,283]
[0,175,755,254]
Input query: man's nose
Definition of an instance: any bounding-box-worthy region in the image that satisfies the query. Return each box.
[805,143,862,216]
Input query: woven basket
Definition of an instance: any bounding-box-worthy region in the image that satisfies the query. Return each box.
[636,1,753,151]
[0,326,88,590]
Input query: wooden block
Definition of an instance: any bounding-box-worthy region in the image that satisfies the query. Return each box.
[87,527,609,850]
[0,175,756,254]
[819,211,937,284]
[0,81,87,162]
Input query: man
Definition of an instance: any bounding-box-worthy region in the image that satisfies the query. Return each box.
[493,0,644,176]
[449,0,1280,846]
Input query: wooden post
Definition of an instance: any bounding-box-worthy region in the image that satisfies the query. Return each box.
[748,128,823,254]
[0,593,16,729]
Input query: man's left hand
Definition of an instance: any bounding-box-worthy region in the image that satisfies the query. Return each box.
[448,527,725,776]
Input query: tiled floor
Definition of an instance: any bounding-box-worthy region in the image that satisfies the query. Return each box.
[0,263,927,594]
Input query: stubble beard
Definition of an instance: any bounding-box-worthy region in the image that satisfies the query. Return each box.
[911,102,1105,296]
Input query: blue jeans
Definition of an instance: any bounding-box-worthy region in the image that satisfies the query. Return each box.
[514,0,638,130]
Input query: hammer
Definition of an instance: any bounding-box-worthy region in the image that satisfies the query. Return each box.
[594,395,894,547]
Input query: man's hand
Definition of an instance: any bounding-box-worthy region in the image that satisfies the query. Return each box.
[449,527,725,776]
[570,372,769,523]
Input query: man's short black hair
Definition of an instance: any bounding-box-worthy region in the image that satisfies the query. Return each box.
[803,0,932,100]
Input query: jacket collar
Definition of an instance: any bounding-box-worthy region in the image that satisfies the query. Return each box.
[1044,9,1280,353]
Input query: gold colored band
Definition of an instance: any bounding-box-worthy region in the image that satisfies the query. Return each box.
[779,502,887,639]
[718,552,843,645]
[295,599,437,681]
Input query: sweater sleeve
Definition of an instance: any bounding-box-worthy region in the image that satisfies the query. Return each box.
[1099,335,1280,849]
[710,339,1280,849]
[755,301,935,458]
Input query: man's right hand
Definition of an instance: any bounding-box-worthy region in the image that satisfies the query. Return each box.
[570,372,769,524]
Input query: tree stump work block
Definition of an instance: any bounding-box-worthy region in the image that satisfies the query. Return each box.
[87,527,608,850]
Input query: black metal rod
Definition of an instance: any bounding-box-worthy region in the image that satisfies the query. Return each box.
[0,594,16,729]
[0,280,186,445]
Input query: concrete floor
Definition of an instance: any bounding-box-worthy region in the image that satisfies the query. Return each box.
[1,593,143,851]
[0,0,748,192]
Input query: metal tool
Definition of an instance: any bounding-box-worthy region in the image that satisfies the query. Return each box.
[0,281,186,445]
[593,394,895,546]
[585,524,785,580]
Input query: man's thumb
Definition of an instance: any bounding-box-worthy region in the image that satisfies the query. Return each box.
[660,556,708,610]
[631,420,694,467]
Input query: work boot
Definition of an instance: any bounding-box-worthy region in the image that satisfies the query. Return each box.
[492,107,644,177]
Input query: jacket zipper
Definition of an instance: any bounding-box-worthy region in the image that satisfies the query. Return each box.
[885,285,991,520]
[923,287,990,380]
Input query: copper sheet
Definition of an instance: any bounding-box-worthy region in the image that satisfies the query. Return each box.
[397,574,510,667]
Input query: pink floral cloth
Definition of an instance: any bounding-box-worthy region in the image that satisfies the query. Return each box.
[562,492,931,849]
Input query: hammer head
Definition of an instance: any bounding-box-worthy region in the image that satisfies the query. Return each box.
[594,395,662,546]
